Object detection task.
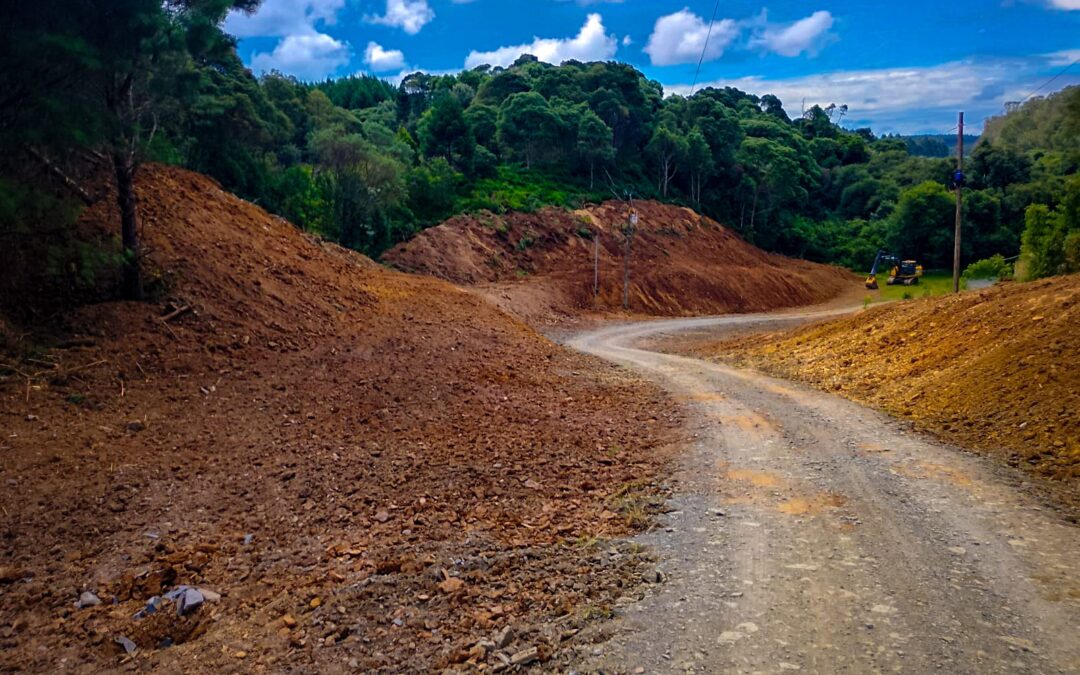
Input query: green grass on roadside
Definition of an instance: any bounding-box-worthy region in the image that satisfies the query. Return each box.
[866,270,960,303]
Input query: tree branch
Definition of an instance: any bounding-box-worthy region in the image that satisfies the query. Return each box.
[24,146,97,206]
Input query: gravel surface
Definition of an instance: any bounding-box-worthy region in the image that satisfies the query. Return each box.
[564,310,1080,675]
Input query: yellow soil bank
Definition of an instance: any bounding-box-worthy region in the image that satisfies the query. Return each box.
[707,275,1080,482]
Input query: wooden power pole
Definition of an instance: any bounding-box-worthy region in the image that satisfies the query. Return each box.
[953,112,964,293]
[593,227,599,298]
[622,198,637,310]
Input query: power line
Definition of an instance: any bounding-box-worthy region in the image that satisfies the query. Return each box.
[966,56,1079,137]
[921,56,1079,138]
[688,0,722,97]
[1017,55,1080,105]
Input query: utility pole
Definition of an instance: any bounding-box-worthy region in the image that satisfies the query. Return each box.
[593,226,599,298]
[622,195,637,311]
[601,169,636,311]
[953,112,964,293]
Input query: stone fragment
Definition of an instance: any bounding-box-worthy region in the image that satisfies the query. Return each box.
[114,636,137,654]
[509,647,538,666]
[77,591,102,608]
[494,625,514,649]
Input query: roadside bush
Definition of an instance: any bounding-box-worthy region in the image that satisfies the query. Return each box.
[961,254,1013,288]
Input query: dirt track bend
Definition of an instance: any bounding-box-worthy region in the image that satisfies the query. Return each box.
[565,310,1080,675]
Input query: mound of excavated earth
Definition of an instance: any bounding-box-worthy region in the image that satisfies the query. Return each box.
[382,201,857,323]
[691,276,1080,483]
[0,165,682,672]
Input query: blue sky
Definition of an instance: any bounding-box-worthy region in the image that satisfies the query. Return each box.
[226,0,1080,135]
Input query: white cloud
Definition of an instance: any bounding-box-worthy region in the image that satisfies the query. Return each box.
[364,41,407,71]
[664,59,1047,134]
[1045,48,1080,65]
[1046,0,1080,9]
[644,9,739,67]
[225,0,344,38]
[250,33,350,80]
[622,35,633,46]
[464,13,618,68]
[366,0,435,34]
[226,0,350,80]
[752,10,834,57]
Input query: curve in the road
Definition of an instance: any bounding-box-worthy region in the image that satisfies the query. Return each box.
[567,311,1080,675]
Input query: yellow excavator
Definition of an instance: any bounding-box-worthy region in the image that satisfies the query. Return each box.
[865,250,923,289]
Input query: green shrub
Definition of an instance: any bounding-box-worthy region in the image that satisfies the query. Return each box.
[455,165,605,216]
[960,254,1013,288]
[1016,176,1079,281]
[0,178,123,313]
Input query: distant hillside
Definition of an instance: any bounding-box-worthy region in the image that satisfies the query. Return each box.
[981,85,1080,160]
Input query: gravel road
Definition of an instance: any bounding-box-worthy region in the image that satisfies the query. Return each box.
[565,310,1080,675]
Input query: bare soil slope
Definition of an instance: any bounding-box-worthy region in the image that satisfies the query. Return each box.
[693,276,1080,482]
[0,166,682,672]
[383,202,856,323]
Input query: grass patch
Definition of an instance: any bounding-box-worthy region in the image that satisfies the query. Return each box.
[870,270,958,303]
[607,479,665,529]
[572,535,603,550]
[577,604,615,621]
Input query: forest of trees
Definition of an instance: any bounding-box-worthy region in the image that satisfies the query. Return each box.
[1,1,1077,308]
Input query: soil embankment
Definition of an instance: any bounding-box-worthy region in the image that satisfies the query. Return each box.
[383,202,857,324]
[0,165,682,672]
[683,276,1080,482]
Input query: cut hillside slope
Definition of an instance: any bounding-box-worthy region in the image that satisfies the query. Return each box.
[692,276,1080,483]
[383,202,857,324]
[0,165,682,673]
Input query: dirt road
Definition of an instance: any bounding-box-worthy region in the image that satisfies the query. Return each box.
[565,310,1080,674]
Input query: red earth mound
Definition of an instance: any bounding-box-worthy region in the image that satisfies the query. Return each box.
[383,201,857,324]
[0,165,682,672]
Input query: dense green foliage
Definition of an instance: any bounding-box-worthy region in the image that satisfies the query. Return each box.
[2,0,1078,310]
[979,89,1080,280]
[1,0,261,303]
[1016,177,1080,280]
[961,254,1014,287]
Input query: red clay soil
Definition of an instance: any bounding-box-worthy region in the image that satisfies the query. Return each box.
[691,275,1080,486]
[382,202,857,324]
[0,165,683,673]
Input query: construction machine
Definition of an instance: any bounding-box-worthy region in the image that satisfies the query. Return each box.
[865,250,923,289]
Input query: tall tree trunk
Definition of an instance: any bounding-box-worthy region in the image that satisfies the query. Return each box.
[113,151,143,301]
[589,161,594,190]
